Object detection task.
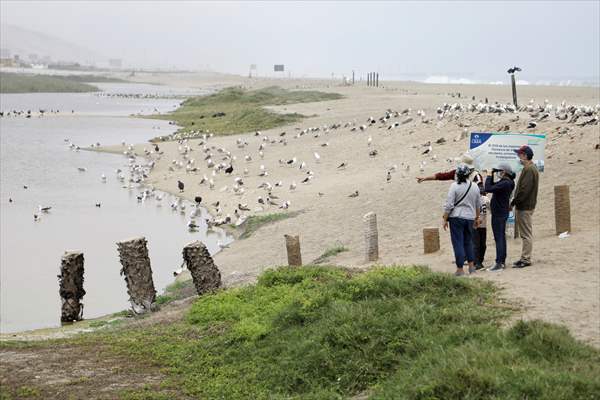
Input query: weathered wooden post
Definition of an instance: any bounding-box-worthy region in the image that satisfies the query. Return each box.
[364,212,379,262]
[367,72,371,87]
[284,234,302,266]
[59,251,85,323]
[183,240,222,295]
[423,228,440,254]
[117,236,157,314]
[511,74,518,108]
[352,70,355,85]
[554,185,571,234]
[376,73,379,88]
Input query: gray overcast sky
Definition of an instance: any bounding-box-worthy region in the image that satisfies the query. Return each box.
[1,1,599,81]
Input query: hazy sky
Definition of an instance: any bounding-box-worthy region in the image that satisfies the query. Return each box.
[1,1,599,81]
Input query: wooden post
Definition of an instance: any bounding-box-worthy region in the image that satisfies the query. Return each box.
[285,234,302,266]
[376,73,379,88]
[364,212,379,262]
[511,74,518,108]
[367,72,371,87]
[59,251,85,323]
[352,70,355,85]
[117,236,157,314]
[554,185,571,234]
[183,240,222,295]
[423,228,440,254]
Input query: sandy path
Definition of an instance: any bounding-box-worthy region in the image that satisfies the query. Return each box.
[105,74,599,347]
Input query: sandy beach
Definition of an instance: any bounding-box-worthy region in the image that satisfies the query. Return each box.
[98,72,600,347]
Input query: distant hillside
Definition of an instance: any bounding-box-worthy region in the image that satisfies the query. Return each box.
[0,24,102,65]
[0,72,100,93]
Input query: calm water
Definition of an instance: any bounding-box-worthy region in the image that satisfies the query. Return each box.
[0,83,231,333]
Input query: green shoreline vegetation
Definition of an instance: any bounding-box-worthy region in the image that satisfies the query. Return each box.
[149,86,343,141]
[2,265,598,399]
[0,72,125,94]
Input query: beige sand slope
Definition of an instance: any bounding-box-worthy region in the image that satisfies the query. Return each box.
[109,73,600,347]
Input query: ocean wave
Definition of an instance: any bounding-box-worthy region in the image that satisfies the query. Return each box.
[383,74,598,87]
[422,75,478,85]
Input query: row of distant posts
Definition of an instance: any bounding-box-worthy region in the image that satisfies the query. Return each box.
[367,72,379,87]
[59,238,222,323]
[284,185,572,264]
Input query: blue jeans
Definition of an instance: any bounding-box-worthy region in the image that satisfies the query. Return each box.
[448,217,475,268]
[491,215,508,264]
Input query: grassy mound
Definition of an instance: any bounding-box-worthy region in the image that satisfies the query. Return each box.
[83,266,599,399]
[150,86,343,141]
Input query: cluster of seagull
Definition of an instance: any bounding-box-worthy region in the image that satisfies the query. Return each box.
[433,99,599,130]
[16,94,598,247]
[0,109,69,118]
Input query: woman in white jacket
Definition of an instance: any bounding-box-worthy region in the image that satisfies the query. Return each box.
[442,164,482,276]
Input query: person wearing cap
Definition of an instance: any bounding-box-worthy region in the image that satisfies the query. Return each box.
[442,163,482,276]
[416,153,483,184]
[511,145,539,268]
[484,163,516,271]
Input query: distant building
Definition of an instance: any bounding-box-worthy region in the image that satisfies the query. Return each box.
[28,53,38,62]
[109,58,122,69]
[0,48,13,67]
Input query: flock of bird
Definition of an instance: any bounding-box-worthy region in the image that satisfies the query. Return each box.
[10,94,597,250]
[0,109,70,118]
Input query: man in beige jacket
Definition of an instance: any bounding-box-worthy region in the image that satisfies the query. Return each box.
[511,145,540,268]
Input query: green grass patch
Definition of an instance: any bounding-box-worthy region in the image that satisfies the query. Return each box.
[156,278,197,306]
[15,386,40,398]
[149,86,343,141]
[312,244,349,264]
[239,212,298,239]
[70,265,599,399]
[0,72,103,93]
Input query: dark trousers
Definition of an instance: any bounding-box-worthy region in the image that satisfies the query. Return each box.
[472,227,487,264]
[448,217,475,268]
[491,215,507,264]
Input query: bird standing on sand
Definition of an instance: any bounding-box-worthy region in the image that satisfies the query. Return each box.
[386,171,392,183]
[349,190,359,198]
[178,180,185,192]
[187,219,199,231]
[194,196,202,205]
